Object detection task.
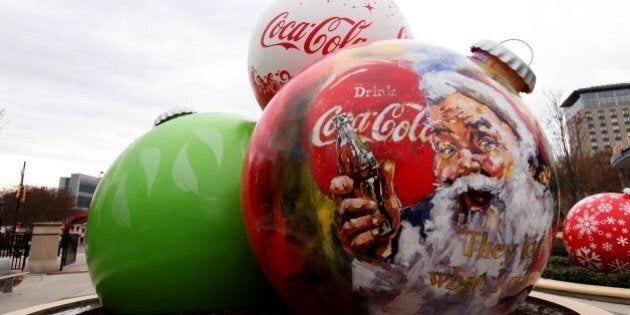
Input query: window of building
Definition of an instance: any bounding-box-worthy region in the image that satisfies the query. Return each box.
[612,117,619,123]
[77,196,92,208]
[586,111,593,119]
[79,182,97,194]
[614,125,620,130]
[616,135,622,141]
[590,134,597,141]
[610,110,618,118]
[592,145,599,153]
[583,93,599,107]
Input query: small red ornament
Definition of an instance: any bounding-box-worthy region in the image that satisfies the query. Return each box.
[563,189,630,273]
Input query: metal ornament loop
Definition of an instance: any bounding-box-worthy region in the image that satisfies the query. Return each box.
[499,38,534,65]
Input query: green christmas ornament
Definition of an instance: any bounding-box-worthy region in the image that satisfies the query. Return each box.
[87,111,272,313]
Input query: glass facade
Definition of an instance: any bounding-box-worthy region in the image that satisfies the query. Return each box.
[565,85,630,155]
[79,182,97,194]
[581,88,630,107]
[77,195,92,209]
[565,88,630,120]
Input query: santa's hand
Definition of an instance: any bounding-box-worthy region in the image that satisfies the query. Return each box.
[330,160,402,263]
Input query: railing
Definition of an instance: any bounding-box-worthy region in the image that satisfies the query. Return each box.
[0,233,30,270]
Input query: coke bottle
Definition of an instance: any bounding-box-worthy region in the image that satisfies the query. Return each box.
[333,113,393,236]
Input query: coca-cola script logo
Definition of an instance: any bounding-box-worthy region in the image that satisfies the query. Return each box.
[260,11,372,55]
[305,63,436,206]
[312,103,430,147]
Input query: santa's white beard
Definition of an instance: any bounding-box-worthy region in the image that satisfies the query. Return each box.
[352,161,554,315]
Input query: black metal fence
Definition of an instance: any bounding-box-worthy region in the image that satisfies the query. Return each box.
[59,233,78,271]
[0,233,30,270]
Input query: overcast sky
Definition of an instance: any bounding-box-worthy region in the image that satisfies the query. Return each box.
[1,0,629,189]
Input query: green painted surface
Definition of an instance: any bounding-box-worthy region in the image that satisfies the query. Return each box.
[86,112,272,313]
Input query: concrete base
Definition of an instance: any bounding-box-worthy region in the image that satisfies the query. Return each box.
[27,223,62,273]
[535,278,630,305]
[4,293,613,315]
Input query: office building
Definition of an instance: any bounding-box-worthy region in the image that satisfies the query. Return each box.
[58,173,99,210]
[561,83,630,154]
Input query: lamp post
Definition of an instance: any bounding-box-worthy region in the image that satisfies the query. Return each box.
[12,162,26,235]
[0,196,5,231]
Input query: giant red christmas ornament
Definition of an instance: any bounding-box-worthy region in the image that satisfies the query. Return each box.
[563,190,630,273]
[247,0,412,109]
[242,40,557,314]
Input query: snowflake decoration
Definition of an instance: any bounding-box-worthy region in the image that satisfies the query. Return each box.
[598,203,613,213]
[566,211,575,220]
[575,246,603,270]
[623,228,629,234]
[619,219,626,226]
[617,236,628,247]
[607,259,630,273]
[622,203,630,215]
[590,243,597,250]
[575,211,600,238]
[603,242,613,251]
[606,232,613,239]
[605,217,616,224]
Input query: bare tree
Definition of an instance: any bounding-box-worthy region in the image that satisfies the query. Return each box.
[542,90,622,218]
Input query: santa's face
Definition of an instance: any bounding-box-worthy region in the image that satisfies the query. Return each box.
[429,93,518,228]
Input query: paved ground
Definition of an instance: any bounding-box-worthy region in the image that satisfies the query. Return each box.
[0,246,629,314]
[0,247,96,314]
[562,296,630,315]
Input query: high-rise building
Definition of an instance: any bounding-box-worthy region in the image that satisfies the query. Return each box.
[561,83,630,155]
[58,173,99,210]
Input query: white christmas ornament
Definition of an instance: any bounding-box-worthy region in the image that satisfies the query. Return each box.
[247,0,412,109]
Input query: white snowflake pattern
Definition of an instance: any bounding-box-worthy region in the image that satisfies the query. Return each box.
[618,236,628,247]
[590,243,597,250]
[575,211,600,238]
[606,232,613,239]
[623,228,629,234]
[603,242,613,251]
[575,246,603,270]
[598,203,613,213]
[623,203,630,215]
[620,219,626,226]
[605,217,616,224]
[607,259,630,273]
